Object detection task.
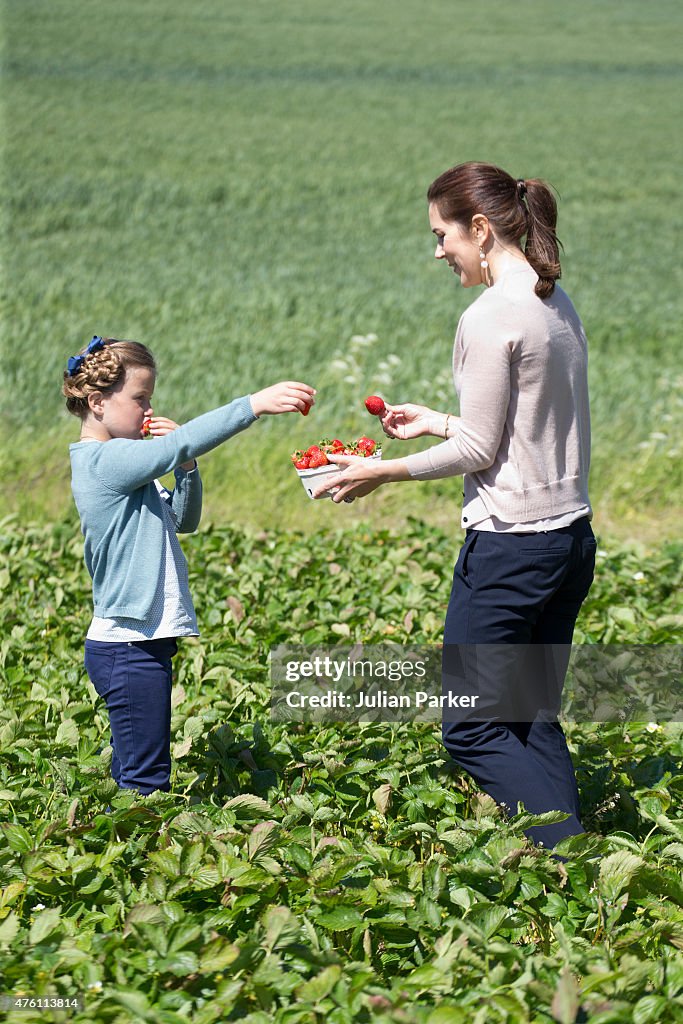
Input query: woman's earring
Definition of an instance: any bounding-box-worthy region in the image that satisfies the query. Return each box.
[479,247,493,287]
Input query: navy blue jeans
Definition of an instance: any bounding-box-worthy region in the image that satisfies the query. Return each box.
[442,517,596,848]
[85,637,178,794]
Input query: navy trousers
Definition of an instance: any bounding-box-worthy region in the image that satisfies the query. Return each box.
[442,517,596,848]
[85,637,178,794]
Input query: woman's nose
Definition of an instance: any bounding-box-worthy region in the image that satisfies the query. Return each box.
[435,243,445,259]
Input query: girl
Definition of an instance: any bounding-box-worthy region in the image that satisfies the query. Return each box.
[317,162,596,849]
[63,335,314,794]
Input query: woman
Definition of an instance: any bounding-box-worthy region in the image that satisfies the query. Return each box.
[318,162,596,848]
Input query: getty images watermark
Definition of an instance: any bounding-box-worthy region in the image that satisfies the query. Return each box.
[270,644,682,723]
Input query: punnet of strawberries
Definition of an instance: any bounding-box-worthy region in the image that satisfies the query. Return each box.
[291,437,380,470]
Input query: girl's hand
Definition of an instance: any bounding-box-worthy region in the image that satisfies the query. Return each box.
[251,381,316,417]
[144,417,196,471]
[312,454,409,503]
[381,403,450,440]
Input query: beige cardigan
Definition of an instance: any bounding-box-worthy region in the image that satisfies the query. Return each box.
[404,264,591,526]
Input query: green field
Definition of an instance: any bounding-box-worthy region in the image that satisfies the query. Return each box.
[2,0,682,536]
[2,2,683,1021]
[1,521,682,1021]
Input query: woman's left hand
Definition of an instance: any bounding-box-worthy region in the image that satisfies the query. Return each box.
[312,454,407,503]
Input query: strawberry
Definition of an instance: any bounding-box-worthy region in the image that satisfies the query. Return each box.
[301,401,311,416]
[357,436,377,456]
[291,449,311,469]
[365,395,386,416]
[319,437,345,455]
[308,450,329,468]
[142,417,153,438]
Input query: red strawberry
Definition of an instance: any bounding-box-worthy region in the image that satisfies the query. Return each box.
[319,437,345,455]
[365,395,386,416]
[142,417,153,438]
[301,401,311,416]
[356,436,377,456]
[307,450,329,468]
[294,455,310,470]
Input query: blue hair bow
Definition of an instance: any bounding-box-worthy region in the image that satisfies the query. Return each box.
[67,335,105,376]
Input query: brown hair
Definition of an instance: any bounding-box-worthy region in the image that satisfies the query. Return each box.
[427,161,562,299]
[62,338,156,418]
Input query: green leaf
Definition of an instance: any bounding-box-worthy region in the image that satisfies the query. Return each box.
[0,911,20,948]
[224,794,273,816]
[296,965,342,1004]
[123,903,167,936]
[551,967,580,1024]
[183,715,204,739]
[0,882,25,909]
[661,843,683,861]
[610,606,637,626]
[509,809,570,831]
[467,905,509,939]
[599,850,644,901]
[199,938,241,973]
[1,823,33,852]
[29,907,62,945]
[633,996,670,1024]
[180,840,205,875]
[263,905,300,951]
[169,811,215,836]
[161,951,199,975]
[109,990,155,1020]
[147,850,182,878]
[315,906,364,931]
[56,718,79,746]
[167,922,202,953]
[247,821,280,861]
[427,1009,469,1024]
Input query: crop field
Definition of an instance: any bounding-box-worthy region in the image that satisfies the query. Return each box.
[1,522,682,1022]
[2,0,683,1021]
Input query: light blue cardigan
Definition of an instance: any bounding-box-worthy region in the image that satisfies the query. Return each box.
[70,394,256,620]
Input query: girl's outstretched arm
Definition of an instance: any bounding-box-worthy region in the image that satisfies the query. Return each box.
[85,382,315,494]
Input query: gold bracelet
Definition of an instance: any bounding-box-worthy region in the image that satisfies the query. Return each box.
[443,414,451,439]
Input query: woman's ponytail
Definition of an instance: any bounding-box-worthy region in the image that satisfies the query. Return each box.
[428,163,563,299]
[522,179,562,299]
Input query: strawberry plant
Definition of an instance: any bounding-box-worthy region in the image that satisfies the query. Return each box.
[0,517,681,1022]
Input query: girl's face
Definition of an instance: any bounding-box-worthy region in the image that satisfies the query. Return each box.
[95,366,155,440]
[429,202,482,288]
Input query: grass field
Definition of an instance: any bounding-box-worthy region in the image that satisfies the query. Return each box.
[2,0,682,537]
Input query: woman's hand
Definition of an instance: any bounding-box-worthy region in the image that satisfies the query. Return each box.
[144,417,196,471]
[251,381,316,417]
[312,454,409,503]
[380,403,450,440]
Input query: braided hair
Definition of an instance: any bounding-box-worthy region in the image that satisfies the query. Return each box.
[62,338,156,418]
